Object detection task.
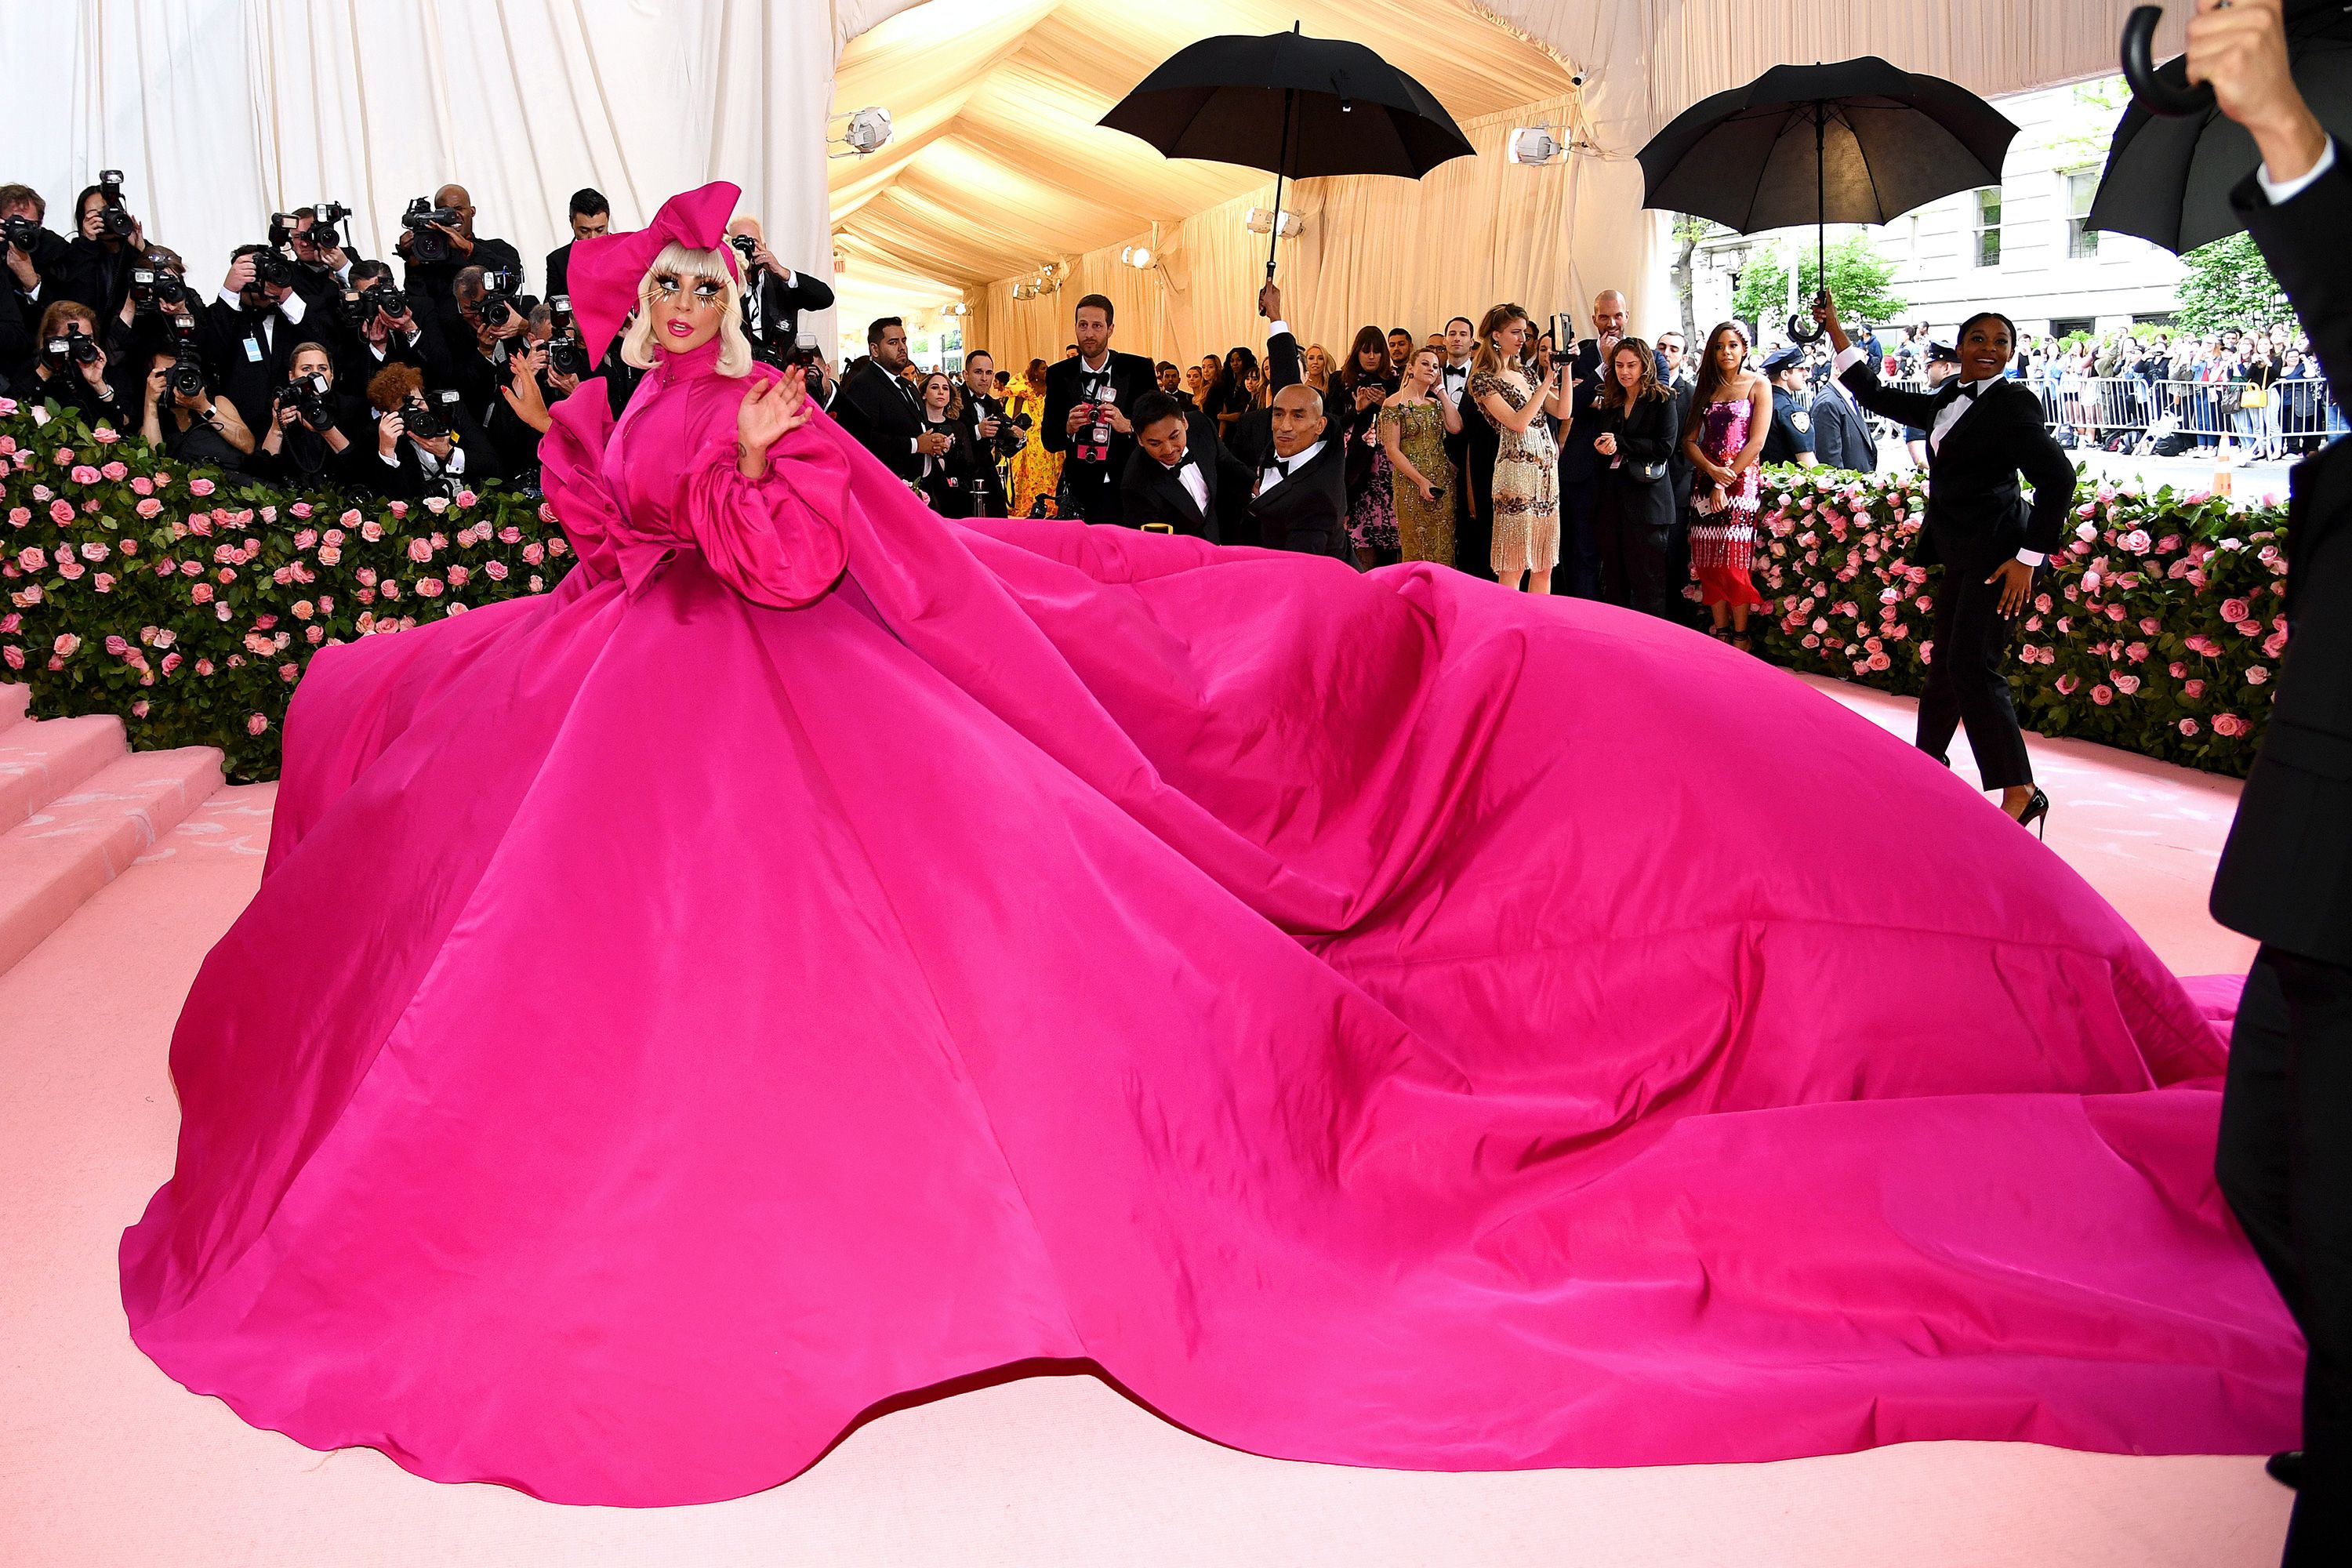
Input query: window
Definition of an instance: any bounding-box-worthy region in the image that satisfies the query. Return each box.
[1973,187,2002,267]
[2065,170,2100,259]
[2052,318,2095,339]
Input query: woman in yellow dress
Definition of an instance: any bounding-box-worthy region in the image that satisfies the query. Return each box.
[1006,357,1065,518]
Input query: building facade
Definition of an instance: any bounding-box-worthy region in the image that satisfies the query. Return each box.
[1689,78,2187,344]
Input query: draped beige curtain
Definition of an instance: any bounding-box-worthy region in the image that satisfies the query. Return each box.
[968,93,1623,378]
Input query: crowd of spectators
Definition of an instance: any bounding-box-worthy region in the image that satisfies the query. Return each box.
[0,174,834,500]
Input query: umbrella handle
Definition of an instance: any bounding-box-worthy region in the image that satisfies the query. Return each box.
[2122,5,2216,118]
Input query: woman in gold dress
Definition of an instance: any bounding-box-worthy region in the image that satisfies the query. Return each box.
[1006,357,1064,518]
[1468,303,1571,593]
[1379,346,1461,564]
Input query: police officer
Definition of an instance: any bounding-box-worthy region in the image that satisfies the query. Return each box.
[1759,343,1817,468]
[1904,343,1962,469]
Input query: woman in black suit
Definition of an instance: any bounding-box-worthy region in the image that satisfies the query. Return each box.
[915,370,976,517]
[1814,294,2074,833]
[1587,336,1682,620]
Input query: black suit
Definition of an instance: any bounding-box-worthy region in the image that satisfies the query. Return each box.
[1552,339,1606,596]
[1240,325,1349,558]
[957,391,1025,518]
[1591,392,1681,619]
[544,242,572,306]
[916,414,978,516]
[831,360,927,481]
[197,296,310,436]
[744,266,835,361]
[1043,349,1157,525]
[1437,358,1490,578]
[1119,411,1250,543]
[1840,354,2075,792]
[1810,379,1879,473]
[54,236,140,323]
[404,234,524,348]
[2207,143,2352,1568]
[1664,379,1697,619]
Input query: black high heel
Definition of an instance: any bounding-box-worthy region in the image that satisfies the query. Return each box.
[2013,786,2050,840]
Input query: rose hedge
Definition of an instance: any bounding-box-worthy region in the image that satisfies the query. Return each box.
[0,396,571,781]
[0,395,2296,782]
[1741,465,2288,776]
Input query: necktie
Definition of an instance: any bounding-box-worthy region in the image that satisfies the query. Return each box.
[1268,457,1290,478]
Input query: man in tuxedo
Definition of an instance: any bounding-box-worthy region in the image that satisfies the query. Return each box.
[1241,282,1351,560]
[1437,315,1490,579]
[2193,5,2352,1559]
[725,215,836,365]
[1809,361,1879,472]
[1043,293,1157,525]
[1904,343,1961,467]
[1121,390,1250,542]
[830,316,939,482]
[957,349,1024,517]
[1555,289,1624,596]
[1657,330,1698,619]
[1154,360,1196,409]
[543,188,608,307]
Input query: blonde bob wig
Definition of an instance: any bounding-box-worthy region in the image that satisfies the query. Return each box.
[619,241,753,376]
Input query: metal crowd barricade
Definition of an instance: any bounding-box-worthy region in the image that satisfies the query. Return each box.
[1852,370,2347,454]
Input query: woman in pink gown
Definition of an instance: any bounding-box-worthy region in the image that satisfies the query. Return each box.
[118,185,2300,1506]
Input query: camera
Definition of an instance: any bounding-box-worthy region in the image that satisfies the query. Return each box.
[403,198,463,263]
[1,213,42,252]
[45,333,103,371]
[544,294,592,377]
[274,372,333,429]
[129,260,189,313]
[730,234,760,269]
[164,314,205,397]
[246,247,296,292]
[361,280,411,321]
[399,388,461,441]
[96,170,135,239]
[310,201,351,252]
[476,268,521,328]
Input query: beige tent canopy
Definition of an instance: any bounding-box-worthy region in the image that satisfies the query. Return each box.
[829,0,2177,369]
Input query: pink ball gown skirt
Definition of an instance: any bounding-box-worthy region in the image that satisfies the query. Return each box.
[118,339,2299,1505]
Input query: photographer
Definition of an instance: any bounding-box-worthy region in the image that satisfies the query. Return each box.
[956,349,1026,517]
[361,361,499,501]
[396,183,524,345]
[543,187,608,304]
[29,301,132,428]
[449,263,550,477]
[139,343,256,476]
[722,215,834,368]
[3,185,71,383]
[198,242,313,434]
[339,260,461,389]
[56,173,148,321]
[254,342,365,487]
[278,205,360,319]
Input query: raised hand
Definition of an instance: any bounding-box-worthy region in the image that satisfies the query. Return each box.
[736,370,810,476]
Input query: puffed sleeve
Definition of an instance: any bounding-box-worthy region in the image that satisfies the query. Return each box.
[539,381,624,587]
[681,381,851,610]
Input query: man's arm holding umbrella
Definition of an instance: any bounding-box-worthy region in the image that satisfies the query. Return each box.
[1813,299,1944,432]
[2193,0,2347,403]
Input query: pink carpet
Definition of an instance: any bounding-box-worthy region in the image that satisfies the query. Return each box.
[0,681,2289,1566]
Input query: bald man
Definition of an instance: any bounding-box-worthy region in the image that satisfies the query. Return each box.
[724,214,835,367]
[1554,287,1627,597]
[397,180,526,350]
[1242,283,1352,559]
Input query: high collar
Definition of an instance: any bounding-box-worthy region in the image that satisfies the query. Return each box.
[654,336,726,383]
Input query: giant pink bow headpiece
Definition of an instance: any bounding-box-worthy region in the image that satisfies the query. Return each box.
[565,180,742,365]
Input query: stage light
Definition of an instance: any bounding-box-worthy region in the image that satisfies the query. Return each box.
[831,106,894,158]
[1242,208,1301,238]
[1120,245,1154,269]
[1507,126,1565,165]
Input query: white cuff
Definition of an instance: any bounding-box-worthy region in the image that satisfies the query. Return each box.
[1833,344,1867,373]
[2014,549,2045,568]
[447,445,466,476]
[379,451,399,467]
[2258,137,2336,205]
[909,437,921,453]
[280,290,307,325]
[778,268,795,287]
[24,281,39,302]
[1268,320,1291,339]
[216,287,243,311]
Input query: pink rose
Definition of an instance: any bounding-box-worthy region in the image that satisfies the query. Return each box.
[361,520,384,542]
[2183,679,2205,698]
[415,577,444,597]
[318,546,341,566]
[1,646,20,670]
[2247,666,2270,686]
[2222,597,2252,622]
[2091,684,2114,706]
[93,427,118,444]
[292,502,314,519]
[1866,651,1891,671]
[100,460,127,481]
[445,564,470,587]
[161,652,181,673]
[357,567,378,586]
[246,713,269,735]
[71,464,101,485]
[194,659,214,676]
[6,506,28,528]
[294,528,318,550]
[499,526,522,544]
[455,489,477,508]
[129,475,153,496]
[2264,631,2289,658]
[53,633,81,656]
[15,547,40,570]
[485,559,509,581]
[135,496,162,518]
[388,501,409,519]
[521,543,546,565]
[49,499,74,524]
[2212,714,2245,738]
[131,699,149,718]
[2113,674,2140,696]
[292,601,314,620]
[279,663,299,683]
[408,537,435,562]
[339,509,361,528]
[188,477,215,496]
[2125,643,2149,663]
[2179,718,2199,735]
[57,561,84,580]
[190,583,213,603]
[103,633,129,656]
[93,573,113,592]
[2054,675,2082,696]
[2169,662,2187,678]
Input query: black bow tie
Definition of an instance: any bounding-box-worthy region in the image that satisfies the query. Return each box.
[1265,457,1291,477]
[1952,379,1984,402]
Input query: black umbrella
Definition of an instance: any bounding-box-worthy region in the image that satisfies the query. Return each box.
[2092,1,2352,254]
[1100,23,1474,279]
[1639,58,2018,340]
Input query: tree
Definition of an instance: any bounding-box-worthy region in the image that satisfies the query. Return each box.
[1733,231,1907,330]
[1667,214,1716,350]
[2172,230,2297,336]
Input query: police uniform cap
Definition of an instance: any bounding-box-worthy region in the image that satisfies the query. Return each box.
[1762,343,1805,374]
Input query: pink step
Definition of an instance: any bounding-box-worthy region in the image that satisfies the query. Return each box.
[1,712,129,830]
[0,746,225,977]
[0,683,28,728]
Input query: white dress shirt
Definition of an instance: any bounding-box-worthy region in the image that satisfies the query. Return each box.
[2258,136,2336,205]
[1256,437,1325,498]
[1159,455,1210,516]
[1836,342,2042,566]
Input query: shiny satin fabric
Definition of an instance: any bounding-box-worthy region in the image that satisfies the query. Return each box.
[119,339,2299,1506]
